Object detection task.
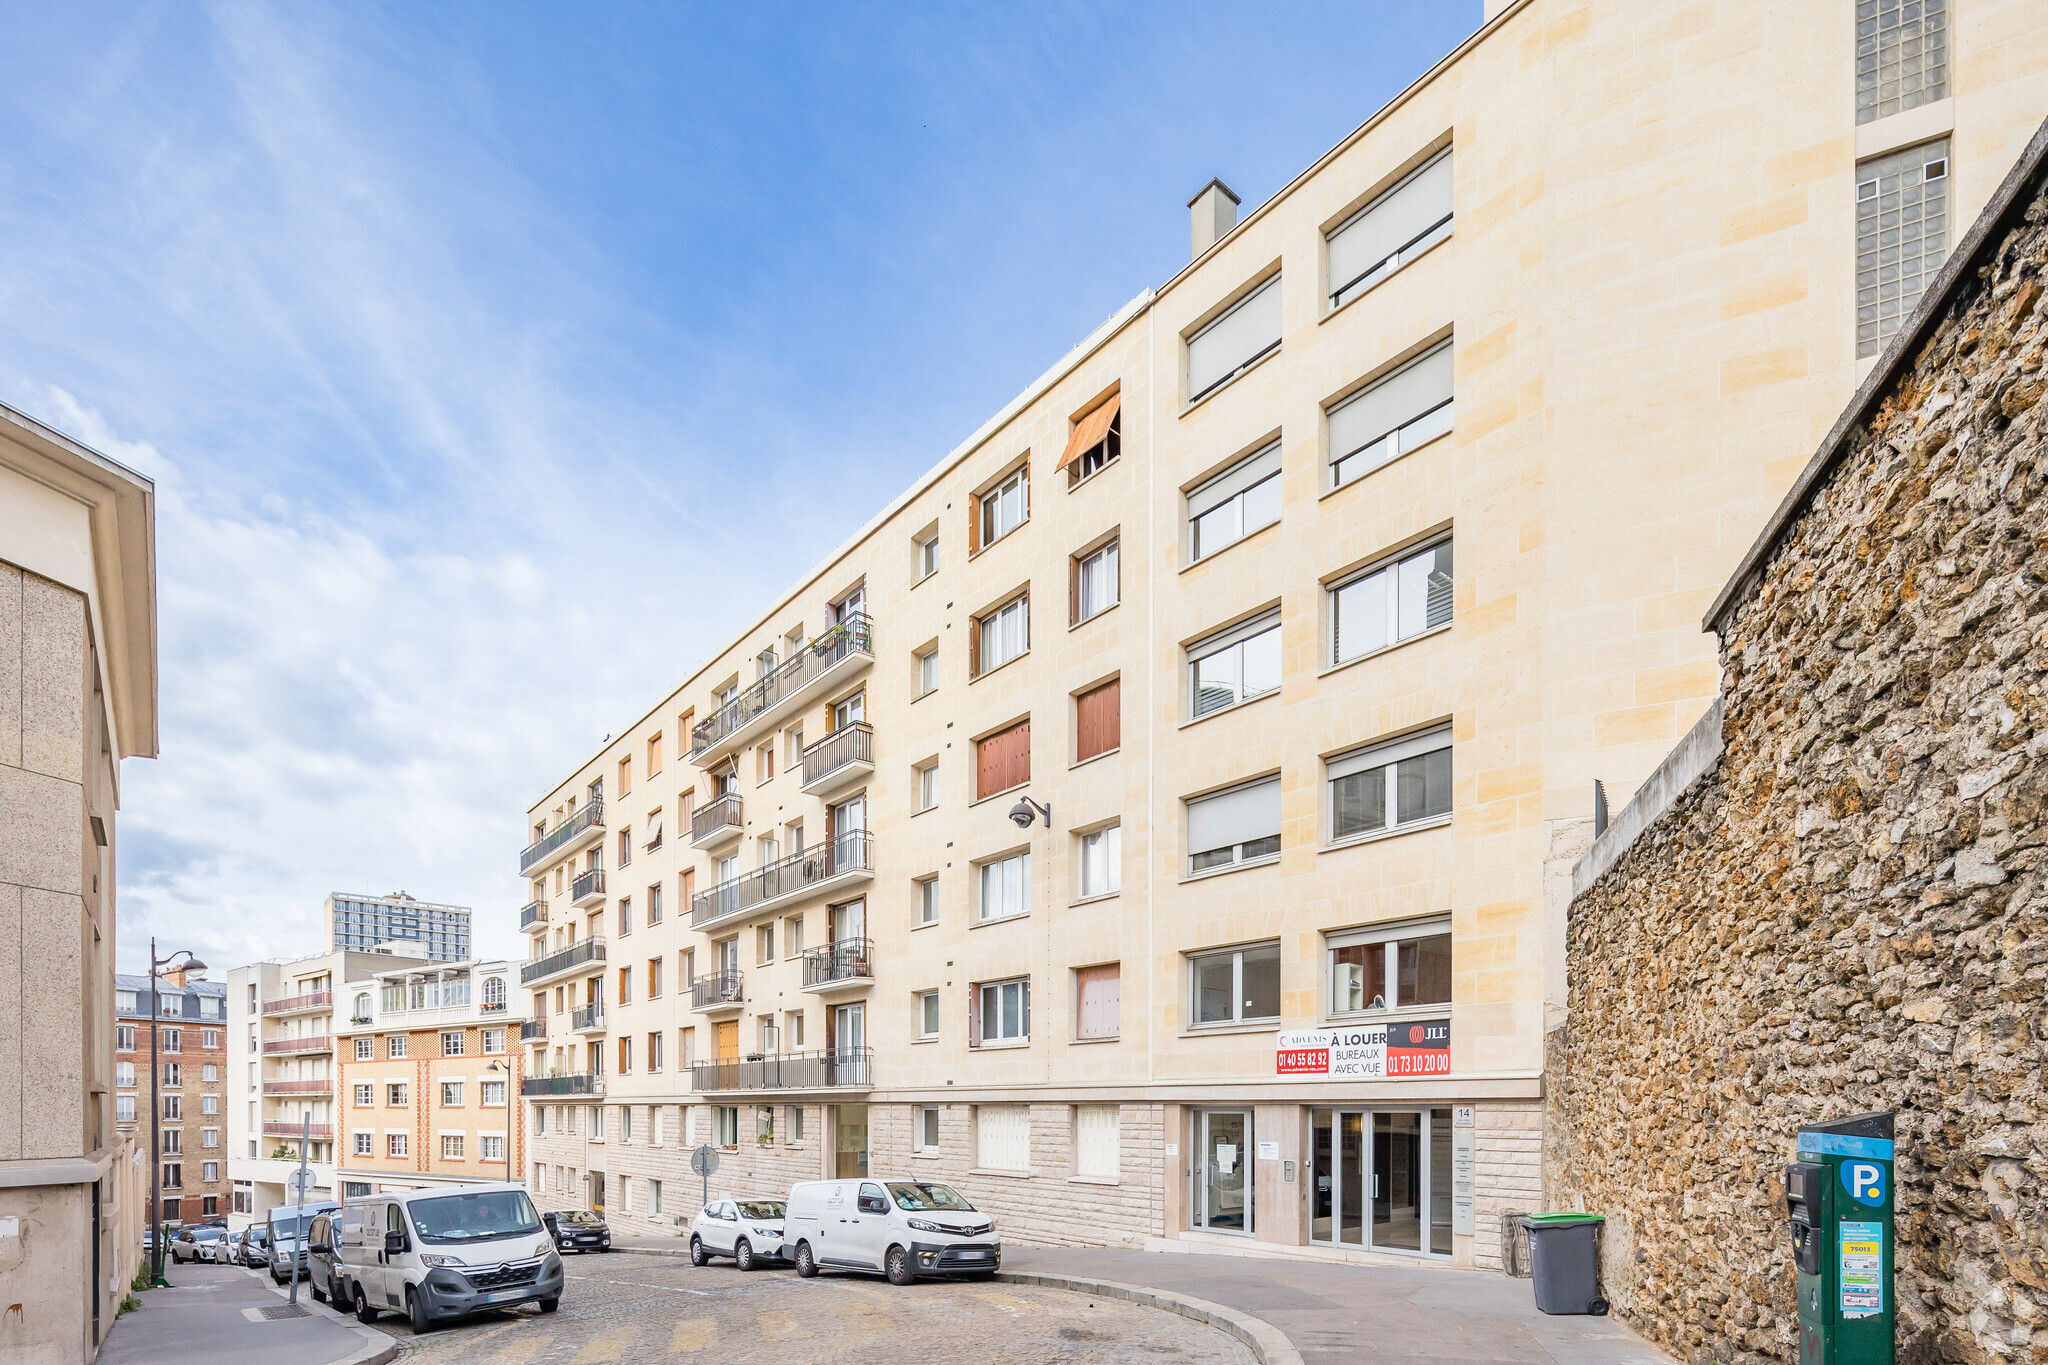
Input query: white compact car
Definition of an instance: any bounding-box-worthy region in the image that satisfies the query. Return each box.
[688,1197,787,1271]
[335,1182,565,1334]
[784,1179,999,1285]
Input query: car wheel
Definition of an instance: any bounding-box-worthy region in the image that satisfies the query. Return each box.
[539,1297,560,1313]
[689,1236,709,1267]
[353,1285,379,1324]
[884,1245,915,1287]
[407,1286,433,1335]
[795,1241,819,1278]
[734,1239,755,1272]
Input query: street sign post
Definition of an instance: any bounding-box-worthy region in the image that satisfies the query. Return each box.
[691,1144,720,1212]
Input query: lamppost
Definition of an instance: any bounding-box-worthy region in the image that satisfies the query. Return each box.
[148,937,207,1288]
[485,1059,514,1184]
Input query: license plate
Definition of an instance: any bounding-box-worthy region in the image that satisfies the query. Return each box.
[957,1250,986,1259]
[486,1289,526,1303]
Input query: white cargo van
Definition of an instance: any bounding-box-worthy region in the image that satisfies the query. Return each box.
[784,1179,1000,1285]
[334,1182,564,1334]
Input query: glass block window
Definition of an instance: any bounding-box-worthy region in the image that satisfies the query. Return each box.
[1856,141,1950,358]
[1856,0,1947,126]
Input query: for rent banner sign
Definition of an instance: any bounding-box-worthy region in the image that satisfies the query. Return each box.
[1276,1019,1450,1079]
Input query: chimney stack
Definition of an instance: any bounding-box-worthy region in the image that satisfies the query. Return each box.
[1188,179,1241,262]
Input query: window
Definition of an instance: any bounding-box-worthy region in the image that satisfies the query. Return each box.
[1189,611,1281,717]
[117,991,136,1013]
[1058,394,1121,484]
[976,1105,1030,1171]
[1186,275,1281,401]
[388,1036,407,1059]
[915,528,939,580]
[973,978,1030,1046]
[441,1031,465,1057]
[116,1096,135,1122]
[354,1037,372,1060]
[202,1127,219,1147]
[716,1106,739,1148]
[202,1028,219,1047]
[646,882,664,928]
[784,916,805,956]
[116,1060,134,1087]
[1076,964,1120,1040]
[202,1063,217,1082]
[1187,443,1281,562]
[354,1083,374,1107]
[618,755,632,795]
[1330,726,1452,842]
[651,1178,664,1213]
[1073,539,1118,623]
[161,997,183,1019]
[1075,1105,1120,1179]
[161,1129,182,1154]
[591,1104,606,1140]
[482,1080,506,1106]
[481,1135,504,1161]
[163,1028,181,1052]
[201,1094,219,1114]
[116,1024,134,1051]
[620,966,634,1004]
[1331,538,1453,665]
[918,1106,941,1152]
[756,742,775,784]
[388,1083,408,1106]
[915,645,938,697]
[1078,825,1121,899]
[1328,342,1454,487]
[354,1131,373,1156]
[1190,942,1282,1027]
[649,957,663,998]
[917,991,939,1039]
[915,761,938,813]
[441,1081,464,1106]
[1074,678,1119,763]
[618,827,633,867]
[483,1028,504,1053]
[1327,149,1452,309]
[756,926,775,966]
[388,1133,409,1158]
[974,594,1030,676]
[161,1063,182,1087]
[1857,0,1947,124]
[648,1031,663,1072]
[1857,142,1950,358]
[440,1133,464,1159]
[161,1163,182,1188]
[1328,919,1452,1015]
[1187,777,1282,874]
[787,1010,806,1047]
[975,718,1030,800]
[618,1036,634,1074]
[976,465,1030,550]
[791,1107,806,1142]
[977,851,1031,922]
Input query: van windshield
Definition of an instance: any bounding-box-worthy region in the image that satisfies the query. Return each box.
[735,1201,785,1220]
[886,1183,976,1213]
[408,1190,543,1245]
[269,1215,317,1239]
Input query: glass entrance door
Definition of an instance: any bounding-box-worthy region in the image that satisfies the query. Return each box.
[1193,1111,1251,1233]
[1311,1107,1454,1257]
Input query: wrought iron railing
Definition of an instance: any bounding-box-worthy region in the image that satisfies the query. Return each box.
[689,1047,871,1092]
[689,970,745,1010]
[520,937,605,986]
[689,614,873,758]
[521,1073,604,1097]
[519,1018,547,1041]
[801,723,874,788]
[519,800,604,875]
[691,832,874,928]
[802,938,874,989]
[691,792,744,845]
[519,900,549,930]
[572,1003,605,1031]
[571,868,606,903]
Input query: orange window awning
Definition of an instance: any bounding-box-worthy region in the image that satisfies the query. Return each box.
[1054,393,1121,472]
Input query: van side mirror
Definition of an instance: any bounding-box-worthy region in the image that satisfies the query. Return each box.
[384,1230,409,1255]
[858,1196,888,1215]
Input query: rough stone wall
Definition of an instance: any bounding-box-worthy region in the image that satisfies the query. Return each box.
[1548,186,2048,1364]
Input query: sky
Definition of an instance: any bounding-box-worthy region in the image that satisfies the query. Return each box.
[0,2,1480,976]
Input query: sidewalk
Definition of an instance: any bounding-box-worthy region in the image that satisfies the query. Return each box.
[1001,1247,1676,1365]
[100,1262,396,1365]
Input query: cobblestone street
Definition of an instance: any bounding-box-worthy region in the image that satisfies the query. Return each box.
[368,1253,1257,1364]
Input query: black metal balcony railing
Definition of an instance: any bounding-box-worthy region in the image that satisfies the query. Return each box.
[519,1018,547,1041]
[689,1047,872,1093]
[520,937,606,986]
[691,831,874,928]
[801,722,874,789]
[519,900,549,930]
[572,1003,605,1031]
[521,1072,604,1098]
[572,868,606,903]
[802,938,873,989]
[689,970,744,1010]
[690,614,874,758]
[690,792,744,845]
[519,800,604,876]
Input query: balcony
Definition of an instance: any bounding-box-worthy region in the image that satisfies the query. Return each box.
[262,1035,332,1055]
[801,938,874,995]
[261,991,333,1017]
[690,792,745,850]
[800,723,875,799]
[522,1073,604,1098]
[519,800,605,876]
[689,970,745,1015]
[262,1122,334,1139]
[571,1004,606,1034]
[261,1079,331,1096]
[691,831,875,933]
[689,1047,871,1093]
[571,868,606,908]
[689,614,874,766]
[520,900,549,932]
[519,1018,548,1042]
[520,938,606,987]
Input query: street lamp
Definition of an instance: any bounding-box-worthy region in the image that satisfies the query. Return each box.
[148,938,207,1288]
[485,1060,514,1185]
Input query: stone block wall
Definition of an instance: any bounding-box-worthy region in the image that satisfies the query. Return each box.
[1546,175,2048,1363]
[1472,1101,1544,1271]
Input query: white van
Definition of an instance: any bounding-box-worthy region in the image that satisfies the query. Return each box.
[784,1179,1000,1285]
[334,1183,564,1334]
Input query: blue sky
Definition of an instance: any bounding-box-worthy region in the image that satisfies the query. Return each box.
[0,2,1479,973]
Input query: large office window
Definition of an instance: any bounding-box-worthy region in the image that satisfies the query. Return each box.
[1327,149,1453,308]
[1187,443,1281,562]
[1189,942,1282,1027]
[1186,777,1281,875]
[1186,275,1281,400]
[1327,342,1453,488]
[1328,918,1452,1016]
[1330,538,1453,665]
[1189,611,1282,718]
[1856,141,1949,359]
[1328,726,1453,843]
[975,594,1030,675]
[1857,0,1947,125]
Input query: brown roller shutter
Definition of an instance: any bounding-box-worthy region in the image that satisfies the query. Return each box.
[1075,679,1120,762]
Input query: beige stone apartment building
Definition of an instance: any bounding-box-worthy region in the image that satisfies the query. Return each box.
[518,0,2048,1268]
[0,400,157,1361]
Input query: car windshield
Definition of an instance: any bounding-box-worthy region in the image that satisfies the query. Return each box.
[269,1215,319,1239]
[887,1183,976,1213]
[555,1209,605,1227]
[409,1190,543,1244]
[196,1228,224,1240]
[247,1228,269,1243]
[735,1201,785,1220]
